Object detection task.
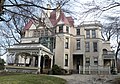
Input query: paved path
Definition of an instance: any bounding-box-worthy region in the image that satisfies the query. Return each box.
[51,74,120,84]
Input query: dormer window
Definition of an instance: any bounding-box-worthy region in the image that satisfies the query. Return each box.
[33,30,40,37]
[41,29,44,36]
[45,30,48,36]
[77,29,80,35]
[66,26,69,33]
[59,24,64,33]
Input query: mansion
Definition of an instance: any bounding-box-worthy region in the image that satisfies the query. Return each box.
[6,5,116,74]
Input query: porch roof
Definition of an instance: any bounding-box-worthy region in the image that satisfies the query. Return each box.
[72,51,84,55]
[7,43,53,55]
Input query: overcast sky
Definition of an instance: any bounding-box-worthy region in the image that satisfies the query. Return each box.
[67,0,120,25]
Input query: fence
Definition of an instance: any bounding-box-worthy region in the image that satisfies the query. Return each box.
[79,66,110,75]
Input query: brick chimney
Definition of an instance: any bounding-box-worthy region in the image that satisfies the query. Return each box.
[56,3,61,20]
[47,4,51,17]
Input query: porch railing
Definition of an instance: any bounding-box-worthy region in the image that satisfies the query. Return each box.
[79,66,111,74]
[103,51,115,59]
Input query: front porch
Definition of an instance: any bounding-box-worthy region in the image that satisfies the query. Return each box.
[6,43,53,74]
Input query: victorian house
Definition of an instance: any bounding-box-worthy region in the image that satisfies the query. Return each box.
[6,5,116,74]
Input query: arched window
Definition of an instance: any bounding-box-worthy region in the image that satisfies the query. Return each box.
[103,49,107,54]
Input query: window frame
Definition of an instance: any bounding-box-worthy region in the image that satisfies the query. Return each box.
[92,30,96,38]
[65,38,69,49]
[86,30,90,38]
[76,39,81,50]
[66,26,69,33]
[94,57,98,65]
[59,24,64,33]
[33,30,41,37]
[85,42,90,52]
[65,54,68,66]
[86,58,90,66]
[93,42,98,52]
[76,29,80,35]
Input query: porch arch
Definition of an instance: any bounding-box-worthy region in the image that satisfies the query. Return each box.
[103,49,108,54]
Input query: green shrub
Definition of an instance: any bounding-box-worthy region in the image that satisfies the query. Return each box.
[0,58,5,70]
[51,64,67,75]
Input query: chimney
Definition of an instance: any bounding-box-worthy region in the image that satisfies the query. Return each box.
[47,4,51,17]
[56,3,61,20]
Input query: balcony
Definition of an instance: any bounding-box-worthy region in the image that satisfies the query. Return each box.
[103,51,115,59]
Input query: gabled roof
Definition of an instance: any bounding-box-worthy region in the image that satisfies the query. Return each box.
[24,19,34,30]
[49,10,74,26]
[66,17,74,26]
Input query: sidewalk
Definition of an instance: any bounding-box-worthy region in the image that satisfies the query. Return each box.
[50,74,120,84]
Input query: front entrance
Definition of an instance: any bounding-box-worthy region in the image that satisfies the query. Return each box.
[40,55,52,74]
[104,59,112,67]
[73,54,83,73]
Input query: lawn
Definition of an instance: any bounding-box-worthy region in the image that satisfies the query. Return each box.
[0,73,66,84]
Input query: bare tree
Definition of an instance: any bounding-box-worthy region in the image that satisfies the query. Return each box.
[0,0,71,22]
[82,0,120,18]
[0,0,72,54]
[102,16,120,63]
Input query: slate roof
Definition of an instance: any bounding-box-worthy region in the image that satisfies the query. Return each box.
[24,10,74,30]
[24,19,34,30]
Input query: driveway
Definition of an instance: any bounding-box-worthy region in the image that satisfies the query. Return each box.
[51,74,120,84]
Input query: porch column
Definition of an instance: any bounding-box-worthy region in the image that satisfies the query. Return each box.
[38,48,42,73]
[43,55,45,68]
[110,59,112,67]
[6,52,9,66]
[14,52,17,66]
[51,56,53,68]
[83,55,86,74]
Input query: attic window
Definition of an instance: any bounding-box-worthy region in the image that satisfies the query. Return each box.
[59,24,64,33]
[66,26,69,33]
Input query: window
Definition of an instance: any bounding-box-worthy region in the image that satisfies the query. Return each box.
[65,38,69,49]
[92,30,96,38]
[94,57,98,65]
[86,30,90,38]
[93,42,98,52]
[65,54,68,66]
[59,24,64,33]
[76,39,80,50]
[86,58,90,66]
[66,26,69,33]
[41,29,44,36]
[53,38,56,49]
[85,42,90,52]
[45,30,48,36]
[54,28,56,33]
[33,30,40,37]
[77,29,80,35]
[103,49,107,54]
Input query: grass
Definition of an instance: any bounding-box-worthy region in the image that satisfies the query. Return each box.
[0,72,66,84]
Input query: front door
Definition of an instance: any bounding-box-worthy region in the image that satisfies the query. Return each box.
[73,54,83,74]
[76,58,80,73]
